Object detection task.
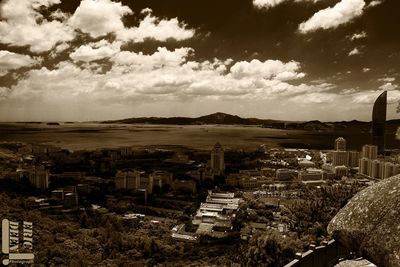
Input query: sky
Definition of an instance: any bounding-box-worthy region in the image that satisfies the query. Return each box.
[0,0,400,121]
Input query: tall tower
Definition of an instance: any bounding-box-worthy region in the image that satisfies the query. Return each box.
[372,91,387,155]
[334,137,346,151]
[211,142,225,175]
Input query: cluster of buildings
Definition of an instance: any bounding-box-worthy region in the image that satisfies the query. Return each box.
[322,137,360,178]
[359,144,400,179]
[50,186,79,208]
[113,142,226,195]
[0,164,50,190]
[172,191,242,242]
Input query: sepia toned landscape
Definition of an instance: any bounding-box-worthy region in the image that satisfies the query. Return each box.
[1,0,400,266]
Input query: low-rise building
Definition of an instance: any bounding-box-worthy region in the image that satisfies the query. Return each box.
[276,169,298,181]
[299,169,324,181]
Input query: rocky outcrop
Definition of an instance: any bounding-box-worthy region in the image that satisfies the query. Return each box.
[328,175,400,267]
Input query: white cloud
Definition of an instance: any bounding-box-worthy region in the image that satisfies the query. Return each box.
[230,59,305,81]
[50,9,70,21]
[291,89,400,111]
[116,12,195,43]
[379,82,397,91]
[0,87,11,98]
[68,1,194,42]
[70,40,121,62]
[0,0,74,53]
[378,77,395,82]
[0,45,334,122]
[253,0,287,8]
[68,0,132,38]
[0,48,316,112]
[253,0,320,9]
[348,47,361,56]
[111,47,192,70]
[0,0,195,54]
[351,89,400,104]
[31,0,61,9]
[363,67,371,72]
[3,50,398,121]
[350,31,367,40]
[0,50,39,76]
[367,0,383,7]
[298,0,366,33]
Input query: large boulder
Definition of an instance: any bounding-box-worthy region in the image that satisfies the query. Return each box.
[328,175,400,267]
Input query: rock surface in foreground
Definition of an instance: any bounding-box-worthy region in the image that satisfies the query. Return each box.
[328,175,400,267]
[334,258,377,267]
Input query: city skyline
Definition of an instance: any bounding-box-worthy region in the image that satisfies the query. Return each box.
[1,0,400,121]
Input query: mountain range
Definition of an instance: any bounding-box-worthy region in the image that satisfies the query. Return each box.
[102,112,400,132]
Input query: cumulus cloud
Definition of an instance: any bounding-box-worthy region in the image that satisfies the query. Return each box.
[0,0,393,121]
[3,46,397,121]
[350,31,367,40]
[378,77,395,82]
[379,82,397,91]
[253,0,287,9]
[363,67,371,72]
[253,0,320,9]
[230,59,305,81]
[116,11,195,43]
[0,0,195,57]
[291,89,400,109]
[298,0,366,33]
[348,47,361,56]
[68,0,132,38]
[68,0,194,42]
[0,51,326,122]
[0,87,11,98]
[70,40,121,62]
[0,0,74,53]
[0,50,39,76]
[367,0,383,8]
[0,47,316,113]
[31,0,61,9]
[352,89,400,104]
[111,47,193,70]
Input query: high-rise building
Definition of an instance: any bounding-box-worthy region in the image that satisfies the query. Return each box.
[115,170,141,190]
[335,137,346,151]
[331,151,349,167]
[359,157,369,175]
[369,159,381,179]
[211,142,225,175]
[348,151,360,167]
[28,166,49,190]
[362,144,378,160]
[372,91,387,155]
[383,162,395,179]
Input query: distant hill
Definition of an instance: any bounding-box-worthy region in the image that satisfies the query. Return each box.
[102,112,277,126]
[101,112,400,132]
